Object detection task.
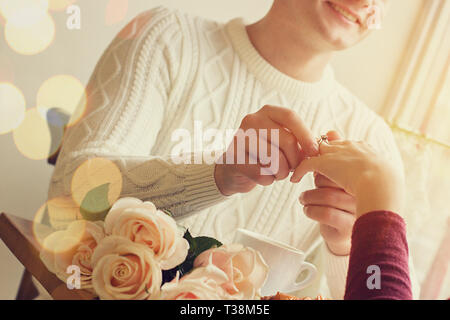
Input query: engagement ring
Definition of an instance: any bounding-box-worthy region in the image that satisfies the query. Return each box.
[317,135,329,146]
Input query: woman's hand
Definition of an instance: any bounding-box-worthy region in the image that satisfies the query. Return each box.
[291,139,405,218]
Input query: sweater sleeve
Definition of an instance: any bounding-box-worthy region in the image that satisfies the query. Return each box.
[48,7,226,228]
[344,211,412,300]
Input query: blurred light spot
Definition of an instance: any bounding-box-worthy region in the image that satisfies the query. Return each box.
[105,0,128,26]
[33,196,83,247]
[48,0,75,11]
[13,107,61,160]
[37,75,87,127]
[0,0,48,21]
[71,157,123,209]
[4,12,55,55]
[0,82,26,134]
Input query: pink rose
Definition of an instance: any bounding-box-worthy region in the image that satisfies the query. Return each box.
[104,197,189,270]
[194,244,268,299]
[91,236,162,300]
[40,220,105,289]
[160,264,234,300]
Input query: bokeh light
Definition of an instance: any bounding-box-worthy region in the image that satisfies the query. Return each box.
[36,74,87,127]
[71,157,123,210]
[4,12,55,55]
[0,0,48,21]
[32,196,83,248]
[0,82,26,135]
[105,0,128,26]
[12,107,61,160]
[48,0,76,12]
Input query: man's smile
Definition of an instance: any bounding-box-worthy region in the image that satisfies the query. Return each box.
[325,1,361,25]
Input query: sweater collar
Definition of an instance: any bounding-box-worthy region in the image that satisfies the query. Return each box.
[225,18,337,101]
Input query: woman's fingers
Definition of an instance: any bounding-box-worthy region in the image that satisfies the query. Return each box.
[314,173,339,189]
[318,140,341,154]
[303,205,355,230]
[290,154,331,183]
[326,130,342,141]
[290,157,318,183]
[290,139,346,183]
[300,188,357,213]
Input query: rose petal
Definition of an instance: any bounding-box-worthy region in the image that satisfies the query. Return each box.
[104,197,146,234]
[92,236,161,300]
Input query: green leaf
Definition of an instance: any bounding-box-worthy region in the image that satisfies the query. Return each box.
[184,229,194,247]
[79,183,111,221]
[191,236,222,255]
[161,229,223,284]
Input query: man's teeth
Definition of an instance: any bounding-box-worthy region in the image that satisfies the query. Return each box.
[329,2,358,23]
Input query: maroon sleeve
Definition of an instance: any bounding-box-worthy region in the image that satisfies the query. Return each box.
[344,211,412,300]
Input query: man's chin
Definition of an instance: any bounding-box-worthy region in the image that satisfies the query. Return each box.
[322,32,364,51]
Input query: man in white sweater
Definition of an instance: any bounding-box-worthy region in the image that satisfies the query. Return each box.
[49,1,417,298]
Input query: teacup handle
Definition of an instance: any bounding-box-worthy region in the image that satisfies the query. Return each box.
[284,262,318,293]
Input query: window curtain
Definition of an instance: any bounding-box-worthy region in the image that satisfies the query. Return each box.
[380,0,450,299]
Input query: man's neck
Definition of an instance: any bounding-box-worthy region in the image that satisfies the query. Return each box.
[246,14,333,83]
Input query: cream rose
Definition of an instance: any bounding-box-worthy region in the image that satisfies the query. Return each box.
[91,236,162,300]
[104,197,189,270]
[160,264,235,300]
[193,244,269,299]
[40,220,105,289]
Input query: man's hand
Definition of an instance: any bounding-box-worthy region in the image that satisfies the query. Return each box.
[299,131,356,256]
[214,105,319,196]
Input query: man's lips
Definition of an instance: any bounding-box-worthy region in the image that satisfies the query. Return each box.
[326,1,362,25]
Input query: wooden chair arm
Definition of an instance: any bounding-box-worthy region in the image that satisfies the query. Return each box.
[0,212,95,300]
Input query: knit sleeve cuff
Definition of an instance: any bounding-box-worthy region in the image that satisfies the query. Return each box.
[322,243,350,300]
[182,163,228,214]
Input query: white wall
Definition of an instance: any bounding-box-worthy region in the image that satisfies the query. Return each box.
[0,0,424,299]
[332,0,425,112]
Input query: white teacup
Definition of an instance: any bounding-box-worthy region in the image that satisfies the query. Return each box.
[234,228,317,296]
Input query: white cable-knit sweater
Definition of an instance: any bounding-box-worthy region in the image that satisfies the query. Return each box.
[49,7,406,299]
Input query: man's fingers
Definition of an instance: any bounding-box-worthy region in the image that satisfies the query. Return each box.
[236,163,276,186]
[239,115,304,171]
[261,105,319,156]
[300,188,357,213]
[270,150,291,181]
[225,143,277,186]
[262,120,305,170]
[244,135,291,181]
[303,205,355,230]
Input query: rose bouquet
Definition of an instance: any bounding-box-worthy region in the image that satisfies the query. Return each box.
[40,197,269,300]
